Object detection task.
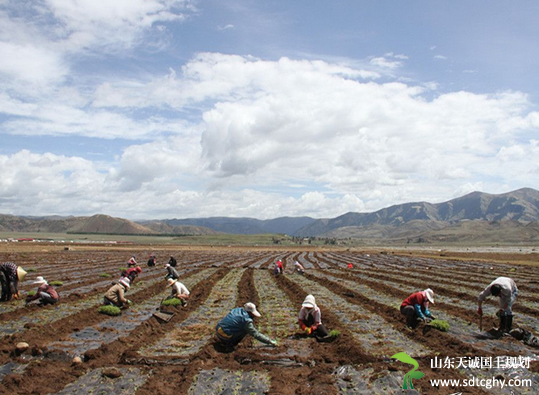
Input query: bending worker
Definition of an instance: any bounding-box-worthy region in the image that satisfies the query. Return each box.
[400,289,436,329]
[26,276,59,306]
[104,278,131,308]
[165,264,180,280]
[167,278,190,306]
[298,294,329,339]
[478,277,518,333]
[215,302,277,348]
[0,262,27,302]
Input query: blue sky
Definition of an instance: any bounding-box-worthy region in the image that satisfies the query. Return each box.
[1,0,538,220]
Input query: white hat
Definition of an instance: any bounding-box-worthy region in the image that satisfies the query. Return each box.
[424,289,434,304]
[165,263,170,268]
[119,278,130,289]
[32,276,47,285]
[302,294,316,309]
[167,278,177,287]
[244,302,261,317]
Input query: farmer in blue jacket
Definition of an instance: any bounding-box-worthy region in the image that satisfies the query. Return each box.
[215,302,277,348]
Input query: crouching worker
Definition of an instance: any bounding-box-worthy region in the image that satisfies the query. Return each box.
[298,294,330,339]
[26,276,59,306]
[294,261,305,275]
[215,302,277,349]
[478,277,518,333]
[104,278,131,309]
[166,278,190,306]
[400,289,435,329]
[0,262,27,302]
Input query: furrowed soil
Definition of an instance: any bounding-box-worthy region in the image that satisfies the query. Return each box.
[0,244,538,395]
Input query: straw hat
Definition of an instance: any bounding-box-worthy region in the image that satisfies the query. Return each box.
[17,267,27,282]
[167,278,177,287]
[119,278,130,289]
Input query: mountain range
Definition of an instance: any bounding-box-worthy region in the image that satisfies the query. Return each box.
[1,188,538,243]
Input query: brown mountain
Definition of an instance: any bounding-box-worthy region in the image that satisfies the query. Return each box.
[0,214,216,236]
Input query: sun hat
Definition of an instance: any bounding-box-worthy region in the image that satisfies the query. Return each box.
[165,263,170,268]
[424,289,435,304]
[119,278,130,289]
[17,267,27,282]
[167,278,177,287]
[32,276,47,285]
[302,294,316,309]
[244,302,261,317]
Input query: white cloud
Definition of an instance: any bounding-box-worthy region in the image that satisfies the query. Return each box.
[434,55,448,60]
[218,24,234,30]
[44,0,195,52]
[1,53,539,219]
[370,56,403,70]
[0,42,68,85]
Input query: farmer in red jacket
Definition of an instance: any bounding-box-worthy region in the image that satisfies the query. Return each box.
[26,276,59,306]
[400,289,436,329]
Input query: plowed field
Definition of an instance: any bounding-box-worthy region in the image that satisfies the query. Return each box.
[1,247,538,394]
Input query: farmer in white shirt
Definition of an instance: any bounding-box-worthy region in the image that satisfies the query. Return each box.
[167,278,190,306]
[478,277,518,333]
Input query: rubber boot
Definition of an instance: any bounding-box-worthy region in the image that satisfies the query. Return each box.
[498,315,506,333]
[505,315,513,333]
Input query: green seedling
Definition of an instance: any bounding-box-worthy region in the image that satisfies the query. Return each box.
[99,273,111,278]
[26,268,38,273]
[49,281,63,286]
[119,267,128,272]
[391,352,424,390]
[27,290,36,297]
[161,297,183,307]
[329,329,341,337]
[98,305,121,316]
[429,319,450,332]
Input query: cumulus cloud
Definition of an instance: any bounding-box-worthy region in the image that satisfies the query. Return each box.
[1,50,539,218]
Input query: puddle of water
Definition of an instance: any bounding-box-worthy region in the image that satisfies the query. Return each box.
[188,367,270,395]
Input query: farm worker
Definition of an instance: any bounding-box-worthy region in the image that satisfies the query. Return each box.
[128,255,137,267]
[147,255,156,267]
[168,256,177,267]
[294,261,305,275]
[298,294,329,338]
[273,260,283,276]
[0,262,27,302]
[478,277,518,333]
[167,278,190,306]
[400,289,435,329]
[25,276,59,306]
[215,302,277,348]
[165,264,180,280]
[122,266,142,283]
[104,278,131,309]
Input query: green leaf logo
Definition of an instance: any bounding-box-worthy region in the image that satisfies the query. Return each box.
[391,352,424,390]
